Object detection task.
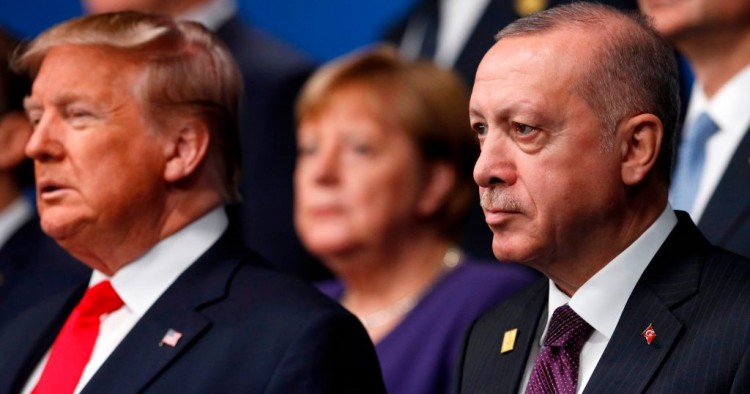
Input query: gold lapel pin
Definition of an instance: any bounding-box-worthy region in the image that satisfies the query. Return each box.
[501,328,518,354]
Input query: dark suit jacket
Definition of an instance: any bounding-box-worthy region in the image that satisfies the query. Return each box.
[217,16,330,281]
[0,230,385,393]
[455,212,750,393]
[697,125,750,258]
[0,214,89,326]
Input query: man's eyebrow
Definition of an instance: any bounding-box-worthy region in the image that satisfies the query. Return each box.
[23,96,40,111]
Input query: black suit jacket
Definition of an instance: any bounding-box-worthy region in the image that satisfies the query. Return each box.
[0,230,385,393]
[217,16,330,281]
[456,212,750,393]
[697,125,750,258]
[0,214,89,326]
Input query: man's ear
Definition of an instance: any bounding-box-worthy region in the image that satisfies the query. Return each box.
[619,113,662,186]
[0,112,33,171]
[163,119,211,183]
[417,161,456,217]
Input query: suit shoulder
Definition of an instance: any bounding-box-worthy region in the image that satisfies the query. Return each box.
[221,261,351,321]
[469,277,547,334]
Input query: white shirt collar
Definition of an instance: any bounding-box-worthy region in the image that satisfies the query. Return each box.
[89,206,228,317]
[178,0,237,31]
[686,63,750,135]
[0,197,34,249]
[545,205,678,341]
[682,63,750,220]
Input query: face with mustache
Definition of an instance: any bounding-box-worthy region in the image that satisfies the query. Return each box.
[470,29,626,270]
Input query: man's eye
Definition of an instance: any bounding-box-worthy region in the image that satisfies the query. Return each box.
[27,112,41,127]
[512,122,537,135]
[472,123,488,136]
[352,143,373,155]
[297,143,317,157]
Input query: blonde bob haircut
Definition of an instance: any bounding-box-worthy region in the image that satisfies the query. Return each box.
[15,11,242,201]
[296,46,478,241]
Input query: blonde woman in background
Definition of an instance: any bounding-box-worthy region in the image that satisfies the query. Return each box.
[294,46,538,394]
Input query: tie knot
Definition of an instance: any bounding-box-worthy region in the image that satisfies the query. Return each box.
[685,112,719,143]
[77,281,123,317]
[544,305,593,350]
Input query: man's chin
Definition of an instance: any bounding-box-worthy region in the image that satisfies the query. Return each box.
[490,236,538,265]
[39,216,84,245]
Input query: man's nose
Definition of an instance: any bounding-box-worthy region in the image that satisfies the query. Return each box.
[474,132,517,188]
[25,113,64,162]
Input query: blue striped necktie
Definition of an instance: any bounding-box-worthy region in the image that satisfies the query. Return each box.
[670,112,719,213]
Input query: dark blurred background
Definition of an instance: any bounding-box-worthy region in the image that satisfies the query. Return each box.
[0,1,415,63]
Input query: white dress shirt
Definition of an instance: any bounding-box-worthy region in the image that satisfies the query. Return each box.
[398,0,491,68]
[22,207,228,394]
[0,197,33,250]
[681,64,750,221]
[519,205,678,394]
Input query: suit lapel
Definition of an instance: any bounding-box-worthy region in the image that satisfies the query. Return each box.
[497,281,547,393]
[80,231,248,394]
[461,279,547,394]
[0,282,86,394]
[698,126,750,245]
[585,213,707,393]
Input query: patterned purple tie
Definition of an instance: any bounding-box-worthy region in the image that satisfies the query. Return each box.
[525,304,594,394]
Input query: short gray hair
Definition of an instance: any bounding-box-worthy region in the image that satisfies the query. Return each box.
[495,2,681,184]
[15,11,242,200]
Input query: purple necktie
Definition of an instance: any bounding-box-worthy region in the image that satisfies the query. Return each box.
[525,304,594,394]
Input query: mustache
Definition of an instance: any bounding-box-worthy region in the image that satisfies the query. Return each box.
[480,188,524,212]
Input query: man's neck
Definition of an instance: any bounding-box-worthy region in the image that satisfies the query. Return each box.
[679,29,750,99]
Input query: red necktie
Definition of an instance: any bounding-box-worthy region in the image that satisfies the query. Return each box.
[32,280,124,394]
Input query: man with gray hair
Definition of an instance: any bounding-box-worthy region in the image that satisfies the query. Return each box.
[0,11,384,394]
[456,3,750,393]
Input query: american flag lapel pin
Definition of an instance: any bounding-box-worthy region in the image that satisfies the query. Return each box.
[159,328,183,348]
[642,323,656,345]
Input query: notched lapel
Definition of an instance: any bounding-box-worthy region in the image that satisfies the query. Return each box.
[0,283,86,394]
[80,231,246,394]
[80,303,211,394]
[585,287,682,393]
[462,280,547,394]
[585,215,704,393]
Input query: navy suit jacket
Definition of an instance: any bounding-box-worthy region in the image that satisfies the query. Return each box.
[455,212,750,393]
[0,214,89,326]
[0,230,385,393]
[697,125,750,258]
[217,16,330,281]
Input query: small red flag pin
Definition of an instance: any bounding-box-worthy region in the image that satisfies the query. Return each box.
[642,323,656,345]
[159,328,183,347]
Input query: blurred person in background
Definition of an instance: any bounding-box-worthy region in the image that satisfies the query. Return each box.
[0,27,88,326]
[294,46,538,394]
[0,12,384,393]
[639,0,750,258]
[82,0,326,279]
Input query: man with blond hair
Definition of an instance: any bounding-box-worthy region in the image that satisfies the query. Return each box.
[0,12,383,394]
